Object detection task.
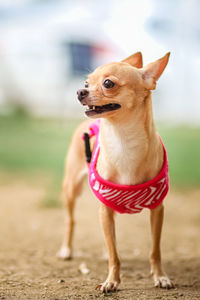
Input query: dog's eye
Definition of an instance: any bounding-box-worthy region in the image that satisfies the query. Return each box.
[84,82,89,88]
[103,79,115,89]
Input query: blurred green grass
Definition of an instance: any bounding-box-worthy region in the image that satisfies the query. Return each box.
[0,113,200,195]
[0,114,80,178]
[0,113,81,207]
[160,125,200,188]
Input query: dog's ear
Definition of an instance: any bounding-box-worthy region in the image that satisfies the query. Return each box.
[122,52,143,68]
[141,52,170,90]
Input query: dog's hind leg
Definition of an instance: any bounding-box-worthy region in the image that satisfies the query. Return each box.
[57,121,91,260]
[150,203,174,288]
[57,167,87,260]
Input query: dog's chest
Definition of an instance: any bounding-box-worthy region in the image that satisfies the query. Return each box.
[98,131,145,185]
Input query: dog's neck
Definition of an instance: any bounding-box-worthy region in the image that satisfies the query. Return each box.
[97,95,163,185]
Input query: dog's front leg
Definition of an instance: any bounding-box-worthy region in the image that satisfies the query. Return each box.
[150,203,173,289]
[97,204,120,293]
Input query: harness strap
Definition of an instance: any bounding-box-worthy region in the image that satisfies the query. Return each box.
[83,132,92,163]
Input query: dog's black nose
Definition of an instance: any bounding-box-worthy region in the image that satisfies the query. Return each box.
[77,89,89,102]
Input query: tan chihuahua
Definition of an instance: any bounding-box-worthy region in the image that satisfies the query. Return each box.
[57,52,174,292]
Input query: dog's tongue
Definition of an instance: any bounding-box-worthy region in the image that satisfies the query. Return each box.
[85,103,121,117]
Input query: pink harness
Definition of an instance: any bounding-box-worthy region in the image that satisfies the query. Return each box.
[85,121,169,214]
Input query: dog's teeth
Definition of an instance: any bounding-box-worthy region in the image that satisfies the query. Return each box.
[92,106,95,110]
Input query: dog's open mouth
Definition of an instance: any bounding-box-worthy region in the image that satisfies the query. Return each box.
[85,103,121,117]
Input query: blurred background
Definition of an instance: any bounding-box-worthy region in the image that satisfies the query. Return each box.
[0,0,200,203]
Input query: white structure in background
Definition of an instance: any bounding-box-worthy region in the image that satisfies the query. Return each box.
[146,0,200,124]
[0,0,200,123]
[0,0,119,117]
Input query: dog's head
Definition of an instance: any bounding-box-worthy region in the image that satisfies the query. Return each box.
[77,52,170,119]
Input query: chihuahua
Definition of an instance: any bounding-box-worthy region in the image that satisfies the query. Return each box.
[57,52,174,292]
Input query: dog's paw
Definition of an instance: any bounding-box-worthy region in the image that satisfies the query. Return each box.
[96,280,119,293]
[154,275,174,289]
[56,246,72,260]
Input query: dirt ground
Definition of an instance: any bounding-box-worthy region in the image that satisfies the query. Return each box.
[0,177,200,300]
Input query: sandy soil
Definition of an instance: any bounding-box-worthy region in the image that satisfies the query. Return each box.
[0,178,200,300]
